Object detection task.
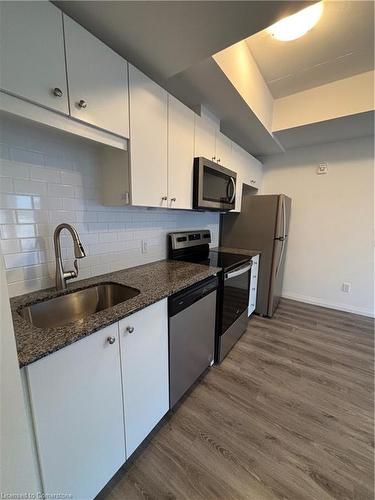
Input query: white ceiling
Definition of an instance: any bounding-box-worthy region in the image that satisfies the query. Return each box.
[247,1,375,98]
[55,1,310,85]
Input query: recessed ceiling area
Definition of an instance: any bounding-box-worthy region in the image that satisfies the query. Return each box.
[247,1,375,98]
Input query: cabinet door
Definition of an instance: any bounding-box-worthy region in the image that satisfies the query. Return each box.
[0,2,68,114]
[168,95,195,209]
[26,324,125,500]
[216,132,232,167]
[119,300,169,457]
[129,65,168,207]
[64,15,129,137]
[194,114,216,161]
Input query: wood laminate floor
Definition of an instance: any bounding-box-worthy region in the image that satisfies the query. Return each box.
[98,299,374,500]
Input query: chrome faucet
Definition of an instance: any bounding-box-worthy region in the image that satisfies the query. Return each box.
[53,224,86,290]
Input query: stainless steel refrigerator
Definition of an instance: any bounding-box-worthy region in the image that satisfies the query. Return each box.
[220,192,291,317]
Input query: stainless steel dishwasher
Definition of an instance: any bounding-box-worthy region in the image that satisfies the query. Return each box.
[168,276,218,408]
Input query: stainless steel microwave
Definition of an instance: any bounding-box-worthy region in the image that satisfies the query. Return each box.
[193,157,237,211]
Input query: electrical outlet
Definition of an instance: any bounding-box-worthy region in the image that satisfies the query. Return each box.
[342,282,351,293]
[142,240,148,254]
[317,162,328,175]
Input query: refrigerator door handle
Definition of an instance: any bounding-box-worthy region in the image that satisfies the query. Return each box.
[282,195,286,239]
[275,238,285,278]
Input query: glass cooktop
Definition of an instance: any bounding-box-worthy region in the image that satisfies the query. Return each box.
[179,250,250,272]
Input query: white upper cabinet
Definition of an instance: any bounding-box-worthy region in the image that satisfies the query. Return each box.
[129,65,168,208]
[168,95,195,210]
[216,131,232,167]
[0,2,69,114]
[26,324,125,500]
[63,15,129,138]
[119,300,169,457]
[194,114,217,161]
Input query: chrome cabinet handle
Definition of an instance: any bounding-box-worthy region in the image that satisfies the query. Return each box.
[126,326,134,334]
[107,336,116,344]
[53,87,63,97]
[78,100,87,109]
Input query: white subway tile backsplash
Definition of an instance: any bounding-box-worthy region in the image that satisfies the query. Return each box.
[32,195,63,210]
[4,251,39,269]
[48,183,75,198]
[60,170,83,186]
[0,159,30,178]
[0,193,33,209]
[0,117,219,297]
[16,209,49,224]
[0,209,17,224]
[30,165,61,183]
[0,177,14,193]
[1,224,35,239]
[1,239,21,254]
[14,178,47,196]
[11,147,45,166]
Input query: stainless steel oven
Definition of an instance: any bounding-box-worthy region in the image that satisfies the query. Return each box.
[217,261,251,362]
[168,230,252,364]
[193,157,236,211]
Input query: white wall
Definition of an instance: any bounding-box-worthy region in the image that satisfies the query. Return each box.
[0,257,41,494]
[0,115,219,297]
[261,136,374,317]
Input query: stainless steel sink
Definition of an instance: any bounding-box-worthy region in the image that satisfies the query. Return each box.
[19,282,140,328]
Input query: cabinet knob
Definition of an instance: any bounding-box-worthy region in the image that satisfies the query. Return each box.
[170,197,176,202]
[217,158,221,163]
[212,156,216,161]
[53,87,63,97]
[107,336,116,345]
[126,326,135,334]
[161,196,167,201]
[78,99,87,109]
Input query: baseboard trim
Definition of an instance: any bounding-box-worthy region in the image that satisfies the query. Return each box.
[281,292,374,318]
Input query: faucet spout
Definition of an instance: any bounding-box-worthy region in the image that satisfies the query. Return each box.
[54,224,86,291]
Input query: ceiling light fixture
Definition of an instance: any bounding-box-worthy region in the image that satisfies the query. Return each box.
[267,2,324,42]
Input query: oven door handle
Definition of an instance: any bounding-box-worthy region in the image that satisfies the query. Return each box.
[224,263,252,280]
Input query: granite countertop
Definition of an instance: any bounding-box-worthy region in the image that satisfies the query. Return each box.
[212,246,261,257]
[11,260,220,368]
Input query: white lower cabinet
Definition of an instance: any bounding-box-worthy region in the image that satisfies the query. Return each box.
[248,254,260,315]
[26,323,125,500]
[25,299,170,499]
[119,299,169,456]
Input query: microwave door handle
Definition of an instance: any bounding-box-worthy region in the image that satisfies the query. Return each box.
[225,263,251,280]
[229,177,236,204]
